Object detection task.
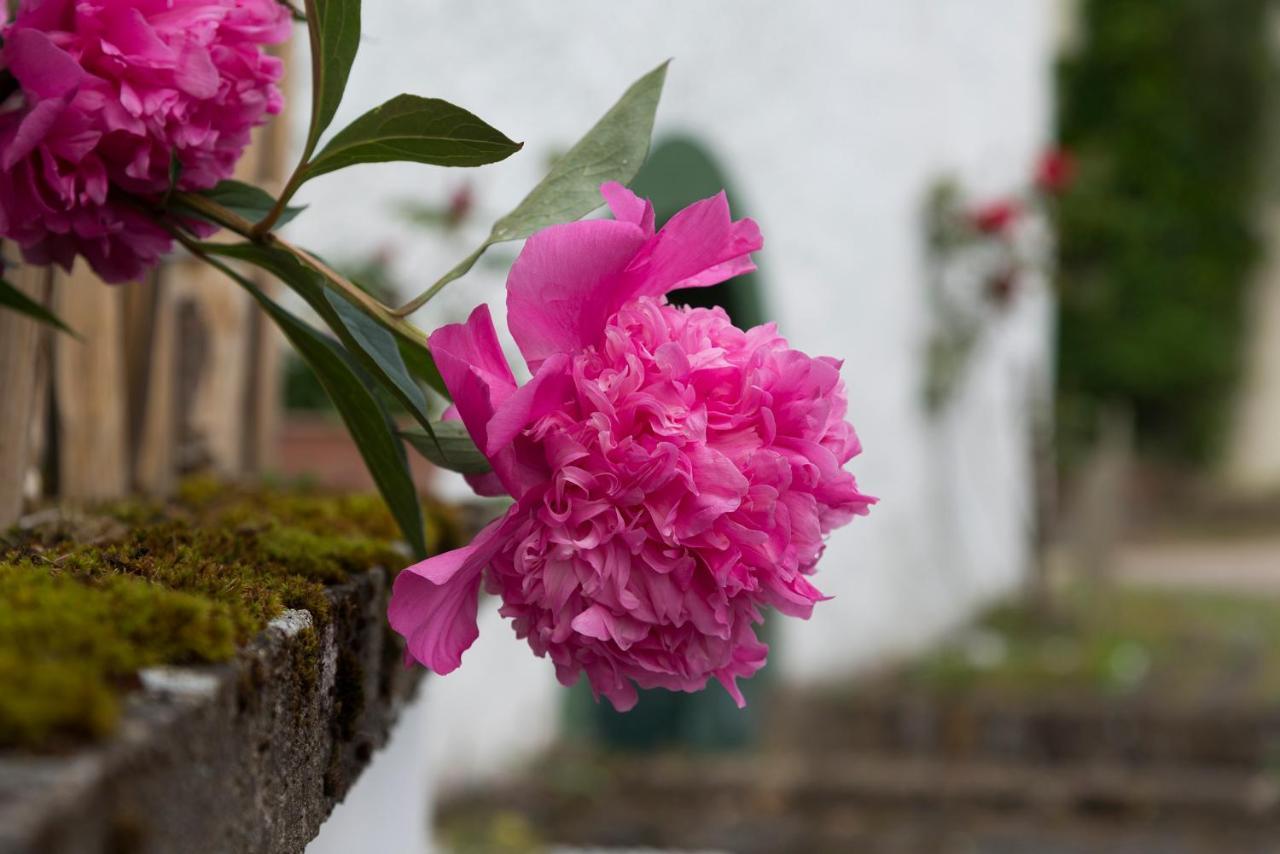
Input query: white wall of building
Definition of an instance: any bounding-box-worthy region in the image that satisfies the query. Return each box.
[301,3,1059,848]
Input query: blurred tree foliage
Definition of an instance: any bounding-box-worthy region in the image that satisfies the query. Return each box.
[1056,0,1272,463]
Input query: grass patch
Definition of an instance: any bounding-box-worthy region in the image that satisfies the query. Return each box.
[907,583,1280,706]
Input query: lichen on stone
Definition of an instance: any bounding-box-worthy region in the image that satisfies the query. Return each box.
[0,480,459,752]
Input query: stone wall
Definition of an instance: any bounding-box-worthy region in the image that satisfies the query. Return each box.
[0,568,420,854]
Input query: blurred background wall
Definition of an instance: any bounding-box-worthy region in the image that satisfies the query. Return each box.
[288,2,1066,821]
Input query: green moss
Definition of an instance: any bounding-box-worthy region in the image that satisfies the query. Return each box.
[0,480,457,752]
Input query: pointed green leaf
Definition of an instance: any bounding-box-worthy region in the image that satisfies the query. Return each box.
[303,94,521,181]
[398,336,449,399]
[201,242,439,441]
[323,289,431,415]
[303,0,361,159]
[398,61,668,311]
[179,180,306,229]
[487,61,668,242]
[401,423,491,475]
[199,253,426,558]
[0,277,75,336]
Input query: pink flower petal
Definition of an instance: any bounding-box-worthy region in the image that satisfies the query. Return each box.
[484,353,574,456]
[428,304,518,454]
[506,218,646,371]
[5,29,86,99]
[388,509,517,674]
[3,98,67,170]
[600,180,654,235]
[623,191,763,299]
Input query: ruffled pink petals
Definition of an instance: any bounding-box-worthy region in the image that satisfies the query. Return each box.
[389,509,517,675]
[715,633,769,708]
[4,98,69,170]
[5,28,87,99]
[397,185,872,713]
[0,0,289,281]
[428,304,518,452]
[506,218,647,370]
[483,353,574,457]
[623,191,763,299]
[600,180,655,235]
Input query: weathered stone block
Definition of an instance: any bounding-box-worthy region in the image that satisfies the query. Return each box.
[0,567,421,854]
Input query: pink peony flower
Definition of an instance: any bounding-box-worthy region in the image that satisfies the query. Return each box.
[389,183,875,711]
[0,0,290,282]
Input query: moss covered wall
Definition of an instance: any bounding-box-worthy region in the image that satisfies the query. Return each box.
[0,480,458,751]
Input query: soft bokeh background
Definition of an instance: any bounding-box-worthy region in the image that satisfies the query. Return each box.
[264,1,1280,851]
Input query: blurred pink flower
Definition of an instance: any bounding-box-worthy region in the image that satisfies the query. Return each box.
[1035,146,1076,195]
[0,0,289,282]
[969,199,1021,235]
[389,183,875,711]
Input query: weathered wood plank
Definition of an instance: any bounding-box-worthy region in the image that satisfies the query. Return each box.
[51,263,129,502]
[0,259,53,527]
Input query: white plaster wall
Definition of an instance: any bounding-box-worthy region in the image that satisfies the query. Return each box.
[298,3,1058,834]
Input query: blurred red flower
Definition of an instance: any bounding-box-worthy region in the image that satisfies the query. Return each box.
[970,199,1021,235]
[1035,147,1076,194]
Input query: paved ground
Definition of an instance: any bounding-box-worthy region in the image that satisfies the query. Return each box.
[1116,535,1280,595]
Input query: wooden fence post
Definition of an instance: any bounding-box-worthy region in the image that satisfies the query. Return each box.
[51,262,131,502]
[0,259,53,527]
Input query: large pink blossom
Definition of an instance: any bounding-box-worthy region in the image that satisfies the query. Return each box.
[390,183,875,711]
[0,0,289,282]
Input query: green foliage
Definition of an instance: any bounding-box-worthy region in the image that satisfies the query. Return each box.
[1056,0,1271,461]
[908,583,1280,705]
[301,0,362,161]
[484,62,668,246]
[0,277,75,336]
[0,481,445,752]
[401,422,493,475]
[398,61,670,312]
[203,252,428,559]
[206,242,442,429]
[186,180,306,228]
[305,94,522,180]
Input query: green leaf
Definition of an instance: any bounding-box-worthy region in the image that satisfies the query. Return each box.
[398,61,668,312]
[198,253,427,559]
[0,277,76,336]
[401,422,492,475]
[180,180,306,229]
[398,336,449,400]
[303,94,522,181]
[201,242,439,440]
[323,289,431,416]
[488,61,667,242]
[303,0,361,159]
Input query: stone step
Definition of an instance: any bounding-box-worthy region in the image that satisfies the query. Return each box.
[438,751,1280,854]
[766,694,1280,768]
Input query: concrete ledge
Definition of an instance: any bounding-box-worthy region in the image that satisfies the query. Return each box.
[0,567,421,854]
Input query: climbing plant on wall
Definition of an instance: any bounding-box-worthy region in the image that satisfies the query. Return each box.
[1056,0,1271,463]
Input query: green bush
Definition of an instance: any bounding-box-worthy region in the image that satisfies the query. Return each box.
[1056,0,1270,462]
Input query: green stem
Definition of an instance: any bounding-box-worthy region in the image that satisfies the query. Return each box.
[171,191,430,349]
[392,243,486,317]
[249,168,306,238]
